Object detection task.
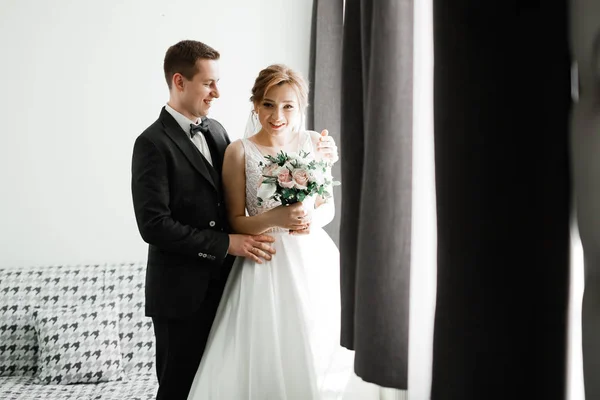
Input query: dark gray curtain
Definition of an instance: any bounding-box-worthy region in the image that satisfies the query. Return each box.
[339,0,414,389]
[431,2,572,399]
[307,0,344,246]
[570,1,600,399]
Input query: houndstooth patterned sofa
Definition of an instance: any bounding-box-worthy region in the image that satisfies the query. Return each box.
[0,262,158,400]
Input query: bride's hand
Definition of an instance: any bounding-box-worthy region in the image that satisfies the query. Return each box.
[289,223,311,235]
[289,210,313,235]
[268,202,309,230]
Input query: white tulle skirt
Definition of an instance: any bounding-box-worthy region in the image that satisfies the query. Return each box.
[187,227,353,400]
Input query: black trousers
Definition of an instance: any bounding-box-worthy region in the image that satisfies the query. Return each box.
[151,275,227,400]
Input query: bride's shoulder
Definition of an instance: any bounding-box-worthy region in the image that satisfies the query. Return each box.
[299,130,320,144]
[303,130,321,139]
[301,130,322,149]
[224,139,247,160]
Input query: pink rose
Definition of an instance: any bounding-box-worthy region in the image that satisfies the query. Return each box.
[292,168,310,189]
[263,163,280,177]
[277,168,295,188]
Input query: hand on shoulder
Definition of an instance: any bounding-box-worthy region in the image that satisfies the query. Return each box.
[309,129,338,164]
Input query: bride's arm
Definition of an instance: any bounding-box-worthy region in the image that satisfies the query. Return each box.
[222,141,307,235]
[308,131,337,228]
[222,141,275,235]
[312,191,335,228]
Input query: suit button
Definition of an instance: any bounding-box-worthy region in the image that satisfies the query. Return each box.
[209,221,216,227]
[198,252,203,257]
[217,202,221,207]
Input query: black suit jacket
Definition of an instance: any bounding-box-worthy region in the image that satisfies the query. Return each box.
[131,107,235,319]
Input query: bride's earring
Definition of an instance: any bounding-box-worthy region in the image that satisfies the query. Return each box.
[252,110,261,131]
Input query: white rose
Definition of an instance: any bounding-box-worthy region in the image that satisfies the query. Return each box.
[310,168,326,185]
[257,182,277,201]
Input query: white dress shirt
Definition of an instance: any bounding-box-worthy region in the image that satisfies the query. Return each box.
[165,103,213,166]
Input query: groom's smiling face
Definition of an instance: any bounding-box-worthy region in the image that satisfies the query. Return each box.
[177,59,220,119]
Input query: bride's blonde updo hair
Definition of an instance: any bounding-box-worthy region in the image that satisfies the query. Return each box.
[250,64,309,110]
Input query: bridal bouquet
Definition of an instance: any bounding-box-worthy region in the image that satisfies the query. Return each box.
[257,150,339,207]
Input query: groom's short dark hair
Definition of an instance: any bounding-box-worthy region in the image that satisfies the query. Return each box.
[164,40,220,89]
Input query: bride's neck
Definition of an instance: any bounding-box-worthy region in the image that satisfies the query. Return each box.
[253,130,296,148]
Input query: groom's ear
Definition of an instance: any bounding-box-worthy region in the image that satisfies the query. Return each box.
[172,73,185,92]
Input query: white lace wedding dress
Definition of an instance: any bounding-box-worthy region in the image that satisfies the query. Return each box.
[187,131,354,400]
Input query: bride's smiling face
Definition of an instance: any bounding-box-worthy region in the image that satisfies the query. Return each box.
[255,83,301,136]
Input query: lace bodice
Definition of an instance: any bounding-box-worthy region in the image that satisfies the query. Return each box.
[240,131,315,231]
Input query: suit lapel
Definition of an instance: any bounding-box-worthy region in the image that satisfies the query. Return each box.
[160,109,218,191]
[202,121,225,173]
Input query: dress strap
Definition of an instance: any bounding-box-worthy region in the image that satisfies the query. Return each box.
[240,138,265,161]
[299,130,315,154]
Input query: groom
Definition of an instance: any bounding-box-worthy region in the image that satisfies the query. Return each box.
[131,40,279,400]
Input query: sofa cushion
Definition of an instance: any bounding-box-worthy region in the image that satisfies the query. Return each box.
[33,264,108,308]
[0,305,38,377]
[0,373,157,400]
[107,263,155,375]
[0,269,37,377]
[0,264,108,377]
[31,301,125,385]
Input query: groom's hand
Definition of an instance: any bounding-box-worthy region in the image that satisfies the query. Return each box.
[228,234,276,264]
[316,129,339,164]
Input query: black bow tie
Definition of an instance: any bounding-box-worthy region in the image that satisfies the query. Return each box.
[190,118,209,138]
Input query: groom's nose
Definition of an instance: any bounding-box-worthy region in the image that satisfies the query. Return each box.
[211,84,220,98]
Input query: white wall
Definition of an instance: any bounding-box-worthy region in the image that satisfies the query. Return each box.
[408,0,436,398]
[567,227,585,400]
[0,0,313,268]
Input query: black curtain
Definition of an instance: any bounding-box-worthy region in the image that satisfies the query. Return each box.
[339,0,414,389]
[307,0,344,246]
[431,2,572,399]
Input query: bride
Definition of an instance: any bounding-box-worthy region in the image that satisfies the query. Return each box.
[187,64,351,399]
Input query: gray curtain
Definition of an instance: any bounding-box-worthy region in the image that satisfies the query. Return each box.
[569,2,600,399]
[431,1,571,399]
[339,0,414,389]
[307,0,344,246]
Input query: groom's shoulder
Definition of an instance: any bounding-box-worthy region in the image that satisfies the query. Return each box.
[205,117,231,144]
[134,120,164,148]
[132,116,171,157]
[206,117,227,133]
[138,112,169,141]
